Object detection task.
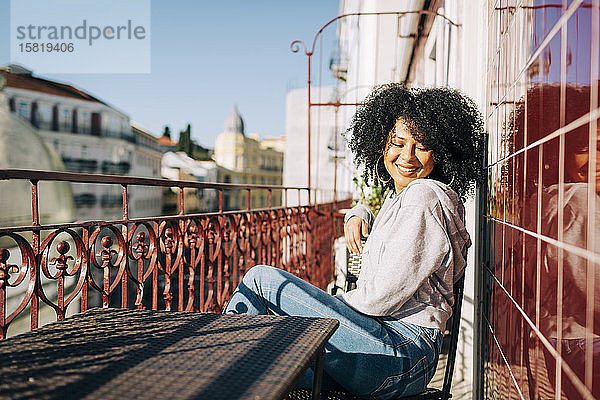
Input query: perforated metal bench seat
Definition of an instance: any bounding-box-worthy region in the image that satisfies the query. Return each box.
[286,387,452,400]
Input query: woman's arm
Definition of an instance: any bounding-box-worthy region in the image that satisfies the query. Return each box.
[344,204,375,228]
[342,201,452,316]
[344,204,375,254]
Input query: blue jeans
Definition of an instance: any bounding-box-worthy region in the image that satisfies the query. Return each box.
[224,265,442,399]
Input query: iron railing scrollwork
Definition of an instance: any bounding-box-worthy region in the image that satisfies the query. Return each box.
[0,169,350,339]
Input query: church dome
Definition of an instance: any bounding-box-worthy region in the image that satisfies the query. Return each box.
[223,106,245,135]
[0,99,74,230]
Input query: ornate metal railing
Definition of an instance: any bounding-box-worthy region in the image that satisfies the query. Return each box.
[0,169,351,339]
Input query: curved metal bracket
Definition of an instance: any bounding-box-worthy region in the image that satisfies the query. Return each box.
[291,10,461,58]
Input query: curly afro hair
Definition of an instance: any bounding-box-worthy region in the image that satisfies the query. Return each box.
[346,83,486,199]
[513,83,592,198]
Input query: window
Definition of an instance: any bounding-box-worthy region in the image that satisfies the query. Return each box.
[91,113,101,136]
[109,116,120,137]
[327,129,346,160]
[79,110,91,134]
[17,102,29,120]
[60,108,72,131]
[39,103,52,129]
[121,119,131,139]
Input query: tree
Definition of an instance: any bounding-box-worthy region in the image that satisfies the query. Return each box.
[177,124,191,155]
[176,123,212,161]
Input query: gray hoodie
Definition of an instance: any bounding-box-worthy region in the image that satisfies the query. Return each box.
[342,179,471,330]
[524,183,600,339]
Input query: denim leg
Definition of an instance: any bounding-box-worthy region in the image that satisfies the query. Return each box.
[224,265,440,399]
[370,319,442,399]
[543,338,600,399]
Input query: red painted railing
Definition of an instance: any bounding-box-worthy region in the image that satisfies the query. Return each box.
[0,169,351,339]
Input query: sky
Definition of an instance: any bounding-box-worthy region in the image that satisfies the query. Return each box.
[0,0,340,148]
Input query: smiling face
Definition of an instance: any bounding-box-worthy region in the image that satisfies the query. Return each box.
[383,119,435,192]
[565,137,600,194]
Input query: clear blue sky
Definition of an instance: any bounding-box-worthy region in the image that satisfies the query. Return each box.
[0,0,339,148]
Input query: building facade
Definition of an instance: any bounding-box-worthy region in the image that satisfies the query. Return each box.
[1,65,163,220]
[214,107,284,209]
[161,151,222,213]
[283,86,351,206]
[0,87,74,230]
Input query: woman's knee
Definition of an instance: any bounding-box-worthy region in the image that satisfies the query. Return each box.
[243,264,271,280]
[242,265,282,288]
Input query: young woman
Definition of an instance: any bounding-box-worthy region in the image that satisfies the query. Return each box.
[224,84,485,399]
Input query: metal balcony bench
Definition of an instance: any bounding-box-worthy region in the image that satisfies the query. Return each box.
[0,309,340,400]
[286,247,466,400]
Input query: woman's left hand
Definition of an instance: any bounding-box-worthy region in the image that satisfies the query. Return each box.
[344,216,369,254]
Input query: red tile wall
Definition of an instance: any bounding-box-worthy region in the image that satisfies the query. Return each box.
[481,1,599,399]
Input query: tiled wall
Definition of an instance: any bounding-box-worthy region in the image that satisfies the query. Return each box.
[480,1,599,399]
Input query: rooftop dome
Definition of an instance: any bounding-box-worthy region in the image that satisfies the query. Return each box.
[0,85,74,231]
[223,106,245,135]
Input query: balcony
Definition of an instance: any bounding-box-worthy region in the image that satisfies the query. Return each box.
[101,161,131,175]
[101,193,125,207]
[329,54,348,82]
[0,169,351,340]
[73,192,97,207]
[260,165,282,172]
[62,157,98,173]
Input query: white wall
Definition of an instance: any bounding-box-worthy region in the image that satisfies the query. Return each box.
[283,87,352,205]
